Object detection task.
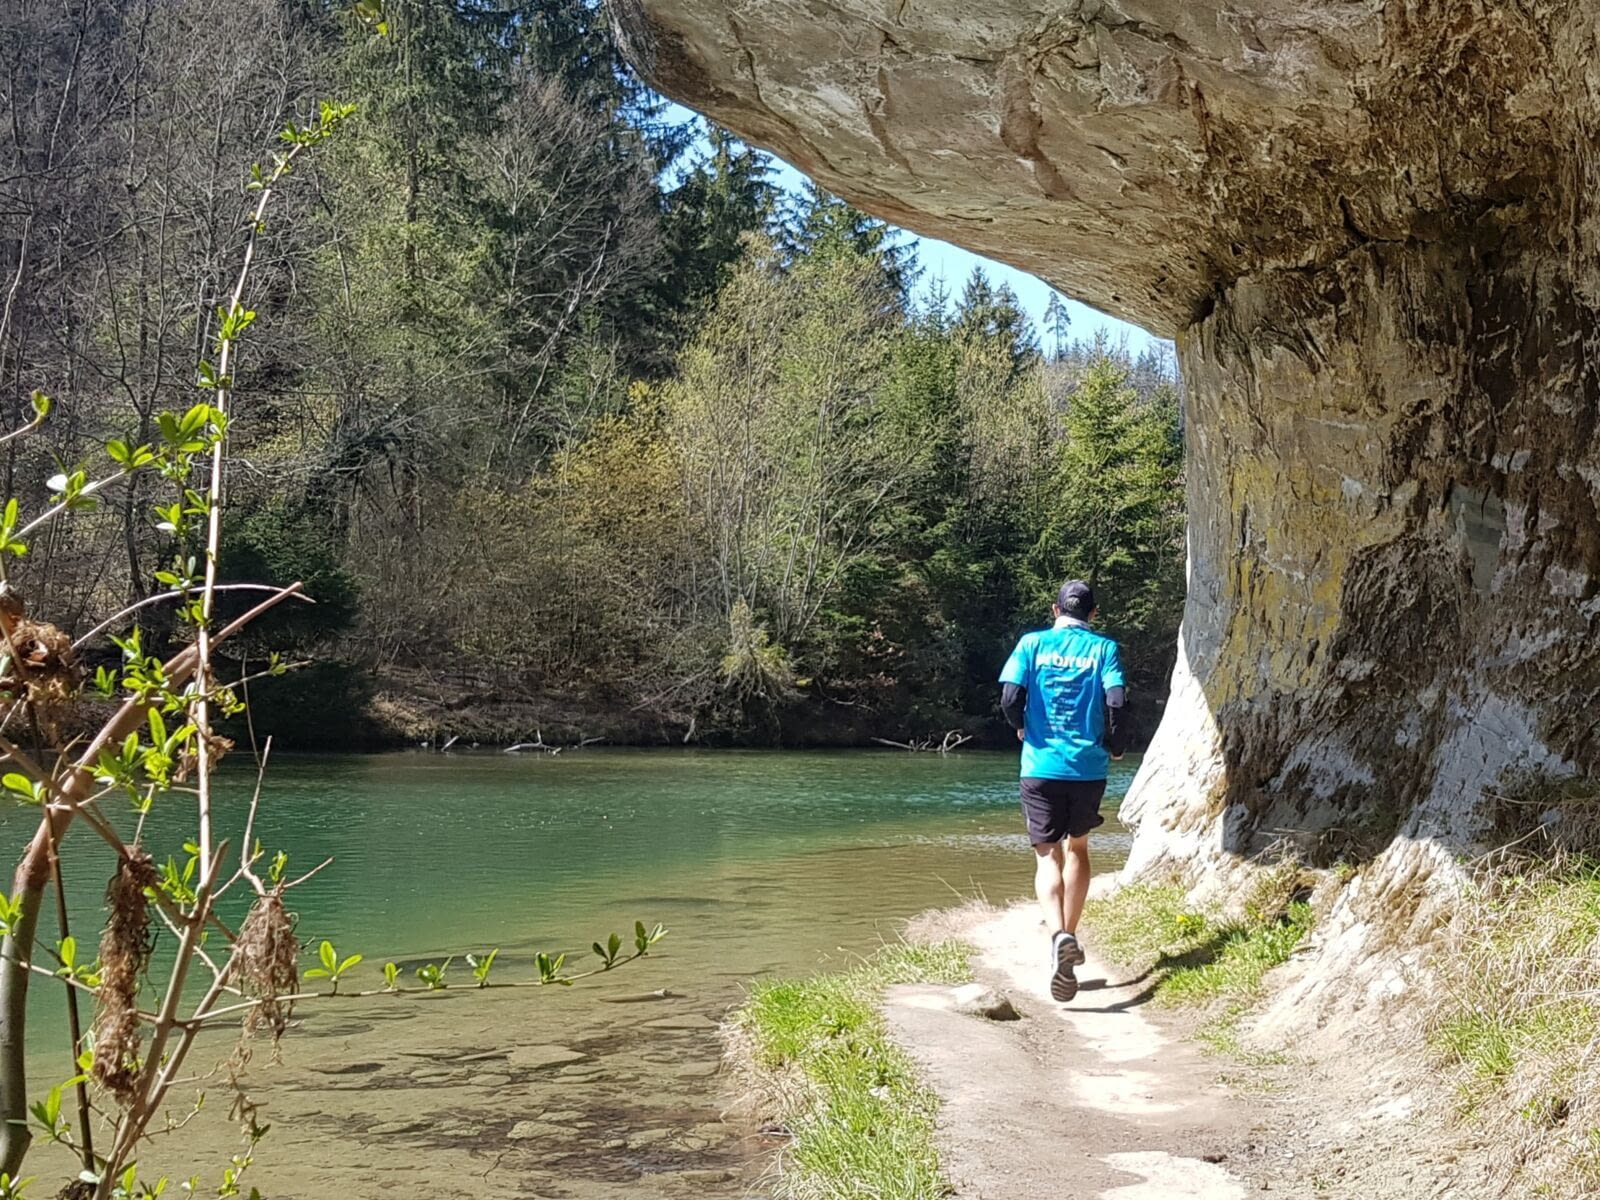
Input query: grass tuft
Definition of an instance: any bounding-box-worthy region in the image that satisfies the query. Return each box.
[733,940,971,1199]
[1083,880,1314,1049]
[1427,857,1600,1196]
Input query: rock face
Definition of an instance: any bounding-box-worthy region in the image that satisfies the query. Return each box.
[614,0,1600,940]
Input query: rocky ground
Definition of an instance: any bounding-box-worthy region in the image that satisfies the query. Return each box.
[895,901,1499,1199]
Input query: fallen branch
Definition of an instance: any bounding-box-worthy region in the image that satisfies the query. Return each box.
[871,729,973,754]
[504,731,605,755]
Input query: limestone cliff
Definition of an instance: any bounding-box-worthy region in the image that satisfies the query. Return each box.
[613,0,1600,986]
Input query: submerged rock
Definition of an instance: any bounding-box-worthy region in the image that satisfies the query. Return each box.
[508,1045,588,1070]
[366,1120,427,1136]
[626,1128,675,1149]
[641,1013,719,1031]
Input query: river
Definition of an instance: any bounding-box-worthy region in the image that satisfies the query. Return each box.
[13,748,1138,1197]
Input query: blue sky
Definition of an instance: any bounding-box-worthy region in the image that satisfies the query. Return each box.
[664,104,1160,353]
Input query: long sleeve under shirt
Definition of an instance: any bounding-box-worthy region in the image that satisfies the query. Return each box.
[999,617,1129,770]
[1002,681,1128,756]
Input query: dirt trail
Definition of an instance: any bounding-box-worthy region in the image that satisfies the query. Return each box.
[884,903,1253,1199]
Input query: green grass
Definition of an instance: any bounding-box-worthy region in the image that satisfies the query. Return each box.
[1083,880,1315,1049]
[1429,862,1600,1092]
[1424,859,1600,1195]
[734,940,971,1199]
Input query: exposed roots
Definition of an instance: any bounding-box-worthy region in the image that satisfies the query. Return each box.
[90,850,159,1105]
[234,889,299,1044]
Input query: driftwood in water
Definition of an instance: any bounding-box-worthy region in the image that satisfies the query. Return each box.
[504,731,606,755]
[871,730,972,755]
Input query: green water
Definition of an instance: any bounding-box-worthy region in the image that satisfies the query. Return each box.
[15,749,1139,1197]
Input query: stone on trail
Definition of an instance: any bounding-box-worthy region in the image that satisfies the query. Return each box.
[507,1120,572,1141]
[952,983,1021,1021]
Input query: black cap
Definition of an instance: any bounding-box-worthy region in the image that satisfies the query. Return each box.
[1057,580,1095,619]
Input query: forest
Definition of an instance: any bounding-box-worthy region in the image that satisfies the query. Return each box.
[3,0,1185,749]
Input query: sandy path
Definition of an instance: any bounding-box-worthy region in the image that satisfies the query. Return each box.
[884,904,1253,1199]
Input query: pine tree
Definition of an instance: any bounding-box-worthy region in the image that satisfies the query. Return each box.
[782,182,918,302]
[955,268,1040,378]
[1025,358,1184,672]
[1044,291,1071,361]
[657,124,777,317]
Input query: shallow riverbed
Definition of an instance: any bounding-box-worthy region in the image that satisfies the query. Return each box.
[13,748,1137,1197]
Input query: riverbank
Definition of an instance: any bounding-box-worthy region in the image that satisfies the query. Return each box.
[728,941,974,1198]
[232,662,1169,753]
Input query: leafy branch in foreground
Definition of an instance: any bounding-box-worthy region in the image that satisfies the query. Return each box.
[0,94,356,1200]
[0,83,668,1200]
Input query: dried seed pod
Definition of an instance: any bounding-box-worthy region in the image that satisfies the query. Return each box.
[91,851,158,1106]
[235,888,300,1042]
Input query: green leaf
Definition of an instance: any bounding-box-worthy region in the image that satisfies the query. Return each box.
[179,404,211,437]
[319,940,337,972]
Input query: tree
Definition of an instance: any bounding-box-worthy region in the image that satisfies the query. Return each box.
[668,238,902,650]
[1044,291,1072,361]
[781,182,919,305]
[657,124,777,318]
[1025,358,1184,687]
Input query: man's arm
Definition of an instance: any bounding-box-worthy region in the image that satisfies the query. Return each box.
[1000,683,1027,732]
[998,635,1032,739]
[1105,685,1130,758]
[1101,642,1129,759]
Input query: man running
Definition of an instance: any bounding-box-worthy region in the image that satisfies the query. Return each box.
[999,580,1129,1002]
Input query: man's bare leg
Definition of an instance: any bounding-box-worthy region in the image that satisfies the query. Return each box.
[1036,837,1090,1002]
[1032,842,1065,935]
[1062,834,1091,935]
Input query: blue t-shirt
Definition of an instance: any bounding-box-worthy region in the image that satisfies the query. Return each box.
[999,621,1125,781]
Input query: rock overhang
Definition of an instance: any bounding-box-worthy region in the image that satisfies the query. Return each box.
[612,0,1575,336]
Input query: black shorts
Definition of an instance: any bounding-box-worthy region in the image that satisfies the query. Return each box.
[1019,777,1107,844]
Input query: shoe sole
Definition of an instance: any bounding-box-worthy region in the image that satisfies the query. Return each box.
[1050,940,1085,1003]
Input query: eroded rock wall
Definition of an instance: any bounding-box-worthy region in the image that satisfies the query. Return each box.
[615,0,1600,919]
[1125,225,1599,881]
